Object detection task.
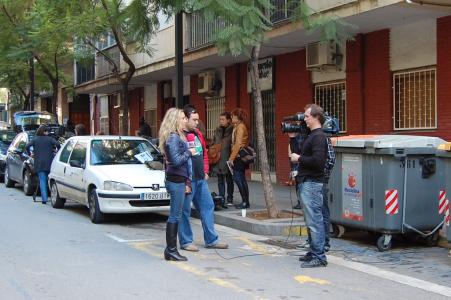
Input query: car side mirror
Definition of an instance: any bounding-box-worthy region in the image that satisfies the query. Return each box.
[69,160,83,168]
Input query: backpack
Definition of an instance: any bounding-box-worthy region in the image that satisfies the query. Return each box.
[324,137,336,182]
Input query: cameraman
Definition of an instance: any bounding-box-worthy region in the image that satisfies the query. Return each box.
[290,104,328,268]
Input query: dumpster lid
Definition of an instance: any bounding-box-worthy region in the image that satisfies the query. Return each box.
[333,135,446,149]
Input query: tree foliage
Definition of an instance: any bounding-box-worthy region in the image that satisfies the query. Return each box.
[0,0,74,114]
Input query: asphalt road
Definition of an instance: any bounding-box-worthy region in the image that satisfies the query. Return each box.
[1,184,451,300]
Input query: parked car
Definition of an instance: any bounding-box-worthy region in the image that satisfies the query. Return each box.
[13,111,58,133]
[0,129,16,181]
[4,131,37,194]
[48,136,169,223]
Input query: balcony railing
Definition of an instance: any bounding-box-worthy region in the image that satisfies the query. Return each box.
[185,13,226,51]
[271,0,297,24]
[96,45,121,79]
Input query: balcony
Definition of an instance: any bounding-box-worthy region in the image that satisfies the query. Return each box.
[75,60,95,86]
[185,13,226,51]
[96,45,121,79]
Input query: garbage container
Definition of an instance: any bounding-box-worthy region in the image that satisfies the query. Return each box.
[436,147,451,244]
[328,135,446,251]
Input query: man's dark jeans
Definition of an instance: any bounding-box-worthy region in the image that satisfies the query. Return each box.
[299,181,326,262]
[217,173,234,202]
[307,184,330,248]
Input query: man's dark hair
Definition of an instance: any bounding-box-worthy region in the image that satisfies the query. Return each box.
[305,103,325,125]
[75,123,87,136]
[220,112,231,120]
[183,104,197,119]
[36,125,48,136]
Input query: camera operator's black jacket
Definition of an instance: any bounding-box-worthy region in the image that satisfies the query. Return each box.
[290,128,327,183]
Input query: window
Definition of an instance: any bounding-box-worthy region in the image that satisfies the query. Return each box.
[143,109,157,138]
[60,140,75,163]
[393,68,436,130]
[69,142,87,165]
[314,81,346,133]
[205,96,225,139]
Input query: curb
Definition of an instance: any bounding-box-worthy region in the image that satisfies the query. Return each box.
[193,209,308,236]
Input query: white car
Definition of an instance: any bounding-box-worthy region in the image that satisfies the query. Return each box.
[48,136,169,223]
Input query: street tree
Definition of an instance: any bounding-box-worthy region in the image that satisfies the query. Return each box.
[159,0,355,218]
[69,0,160,135]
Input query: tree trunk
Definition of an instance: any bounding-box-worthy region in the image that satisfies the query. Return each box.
[51,80,58,118]
[249,44,279,218]
[120,81,129,135]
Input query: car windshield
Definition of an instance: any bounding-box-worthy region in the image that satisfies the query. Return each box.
[90,139,160,165]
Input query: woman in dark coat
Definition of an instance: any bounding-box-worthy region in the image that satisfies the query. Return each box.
[211,112,234,207]
[26,125,60,204]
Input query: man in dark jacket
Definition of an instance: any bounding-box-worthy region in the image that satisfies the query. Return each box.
[290,104,328,268]
[211,112,234,207]
[138,117,152,138]
[26,125,60,204]
[178,104,228,252]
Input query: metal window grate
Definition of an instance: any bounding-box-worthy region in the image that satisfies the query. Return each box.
[393,68,436,130]
[185,13,227,51]
[252,90,276,172]
[314,81,346,133]
[206,96,225,140]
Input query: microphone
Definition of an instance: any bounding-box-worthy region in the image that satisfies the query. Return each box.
[186,133,196,149]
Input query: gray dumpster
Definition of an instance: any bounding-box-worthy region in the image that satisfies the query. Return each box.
[328,135,446,251]
[436,148,451,244]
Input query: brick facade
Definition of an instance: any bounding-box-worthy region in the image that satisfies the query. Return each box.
[437,15,451,141]
[274,49,312,183]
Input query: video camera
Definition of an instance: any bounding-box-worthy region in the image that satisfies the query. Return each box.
[280,112,340,135]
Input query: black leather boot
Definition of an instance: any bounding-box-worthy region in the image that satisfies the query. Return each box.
[164,222,187,261]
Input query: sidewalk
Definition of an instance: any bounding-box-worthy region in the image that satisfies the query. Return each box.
[204,176,307,236]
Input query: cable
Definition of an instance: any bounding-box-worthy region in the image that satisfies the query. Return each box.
[212,178,300,260]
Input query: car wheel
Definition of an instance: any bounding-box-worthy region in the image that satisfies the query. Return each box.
[4,167,14,188]
[88,188,105,224]
[23,170,35,196]
[50,182,66,209]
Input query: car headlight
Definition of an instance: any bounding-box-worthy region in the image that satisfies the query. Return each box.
[103,181,133,191]
[0,153,6,160]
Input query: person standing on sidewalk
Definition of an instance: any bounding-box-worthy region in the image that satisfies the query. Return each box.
[290,104,328,268]
[178,105,229,252]
[211,112,234,207]
[159,108,195,261]
[25,125,60,204]
[227,108,250,209]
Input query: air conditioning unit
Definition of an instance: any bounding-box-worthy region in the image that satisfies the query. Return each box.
[198,71,215,94]
[113,94,122,108]
[306,42,338,69]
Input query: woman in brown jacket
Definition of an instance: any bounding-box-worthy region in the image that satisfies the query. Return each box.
[227,108,250,209]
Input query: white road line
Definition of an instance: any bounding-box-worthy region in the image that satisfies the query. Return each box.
[328,255,451,298]
[106,233,158,243]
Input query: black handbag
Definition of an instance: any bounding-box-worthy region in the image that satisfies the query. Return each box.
[239,146,256,165]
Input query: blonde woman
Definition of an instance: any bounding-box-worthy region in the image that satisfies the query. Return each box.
[159,108,195,261]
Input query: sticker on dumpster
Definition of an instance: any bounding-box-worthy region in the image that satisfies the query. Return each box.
[385,189,399,215]
[445,200,450,226]
[439,190,447,215]
[342,154,363,221]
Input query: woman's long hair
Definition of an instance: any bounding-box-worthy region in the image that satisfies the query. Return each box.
[158,108,185,155]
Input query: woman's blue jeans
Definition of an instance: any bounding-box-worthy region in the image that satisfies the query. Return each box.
[166,181,186,224]
[38,171,49,202]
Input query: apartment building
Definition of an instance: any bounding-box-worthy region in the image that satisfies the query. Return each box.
[74,0,451,183]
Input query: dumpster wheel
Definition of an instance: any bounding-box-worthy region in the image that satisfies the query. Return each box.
[376,235,392,252]
[330,224,344,238]
[425,231,440,247]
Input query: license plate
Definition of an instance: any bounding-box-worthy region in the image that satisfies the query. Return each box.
[140,192,170,200]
